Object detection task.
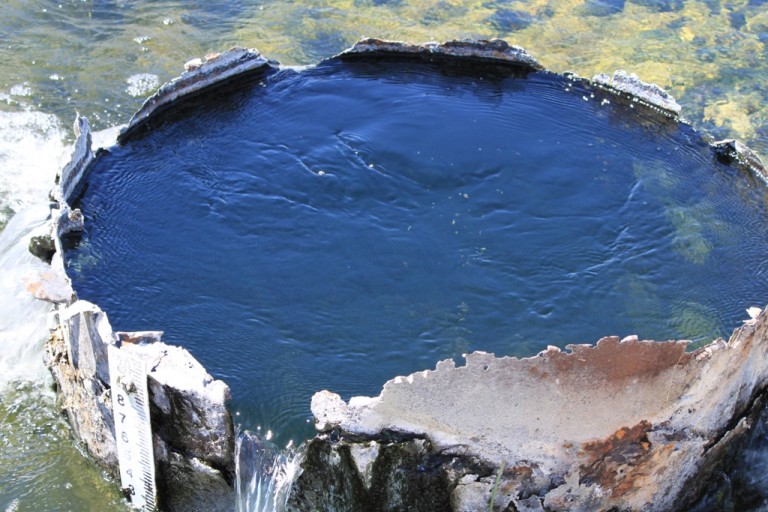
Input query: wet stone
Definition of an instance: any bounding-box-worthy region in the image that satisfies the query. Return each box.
[285,435,457,512]
[25,270,73,304]
[29,233,56,263]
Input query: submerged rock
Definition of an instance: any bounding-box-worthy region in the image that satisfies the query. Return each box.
[486,9,533,32]
[583,0,626,17]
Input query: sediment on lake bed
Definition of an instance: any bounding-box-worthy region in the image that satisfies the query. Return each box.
[25,38,768,511]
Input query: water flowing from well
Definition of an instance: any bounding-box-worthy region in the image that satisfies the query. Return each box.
[0,205,53,389]
[235,433,302,512]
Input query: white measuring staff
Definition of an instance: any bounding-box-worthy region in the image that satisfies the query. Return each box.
[108,344,157,511]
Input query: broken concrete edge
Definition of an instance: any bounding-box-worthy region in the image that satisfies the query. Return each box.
[43,299,236,510]
[712,138,768,185]
[25,94,237,509]
[309,308,768,511]
[337,39,683,122]
[337,37,545,71]
[591,70,682,119]
[117,46,275,143]
[26,113,92,304]
[57,115,94,205]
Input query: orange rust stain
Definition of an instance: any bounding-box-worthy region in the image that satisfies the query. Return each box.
[546,336,691,384]
[579,420,654,498]
[507,465,533,480]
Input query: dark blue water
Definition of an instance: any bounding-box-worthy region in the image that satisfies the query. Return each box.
[67,59,768,446]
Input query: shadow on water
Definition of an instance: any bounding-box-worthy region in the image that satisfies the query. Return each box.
[236,432,302,512]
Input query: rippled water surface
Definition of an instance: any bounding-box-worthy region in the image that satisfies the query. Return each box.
[67,60,768,448]
[1,0,767,510]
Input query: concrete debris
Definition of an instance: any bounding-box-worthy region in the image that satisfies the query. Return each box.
[592,70,682,117]
[309,308,768,510]
[713,138,768,184]
[57,115,94,205]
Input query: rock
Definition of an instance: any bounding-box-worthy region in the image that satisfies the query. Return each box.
[712,138,768,184]
[487,9,533,32]
[58,300,115,384]
[28,233,56,263]
[184,58,204,72]
[307,308,768,510]
[629,0,684,12]
[25,269,74,304]
[55,204,84,236]
[43,300,235,509]
[124,341,234,473]
[583,0,626,17]
[44,319,119,470]
[155,450,233,512]
[286,434,458,512]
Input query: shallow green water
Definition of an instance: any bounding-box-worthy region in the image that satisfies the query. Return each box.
[1,0,766,155]
[0,0,766,510]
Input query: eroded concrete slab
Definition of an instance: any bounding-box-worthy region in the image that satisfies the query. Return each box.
[311,308,768,510]
[118,47,274,142]
[340,38,544,71]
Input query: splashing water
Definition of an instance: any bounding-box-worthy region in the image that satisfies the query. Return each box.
[0,204,53,390]
[235,432,303,512]
[0,105,69,389]
[0,110,67,230]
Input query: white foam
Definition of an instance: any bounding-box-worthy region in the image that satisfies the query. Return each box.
[126,73,160,97]
[0,203,53,390]
[0,109,67,227]
[235,433,302,512]
[9,83,32,97]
